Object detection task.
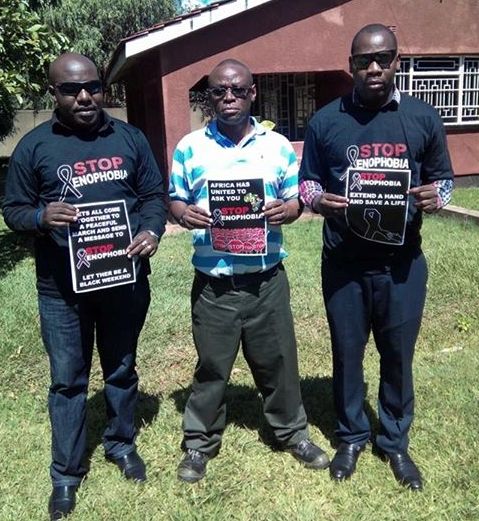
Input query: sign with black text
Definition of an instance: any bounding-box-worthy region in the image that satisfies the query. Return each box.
[345,167,411,245]
[208,178,267,255]
[68,200,135,293]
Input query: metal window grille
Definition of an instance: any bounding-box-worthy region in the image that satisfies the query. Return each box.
[253,73,316,140]
[396,56,479,126]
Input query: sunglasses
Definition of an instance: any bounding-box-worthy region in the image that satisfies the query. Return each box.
[54,80,103,96]
[208,86,253,99]
[351,50,397,70]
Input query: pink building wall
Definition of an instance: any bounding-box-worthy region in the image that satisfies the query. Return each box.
[123,0,479,177]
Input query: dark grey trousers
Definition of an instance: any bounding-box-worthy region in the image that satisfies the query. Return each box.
[182,265,309,456]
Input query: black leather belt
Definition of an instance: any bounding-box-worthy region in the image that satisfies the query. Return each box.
[195,263,281,290]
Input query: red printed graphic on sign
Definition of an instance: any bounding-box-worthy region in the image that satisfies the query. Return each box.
[211,227,266,254]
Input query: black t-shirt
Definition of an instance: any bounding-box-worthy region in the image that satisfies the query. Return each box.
[300,93,454,263]
[3,112,167,298]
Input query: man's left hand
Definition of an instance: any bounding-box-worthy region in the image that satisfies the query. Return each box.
[409,184,440,213]
[263,199,292,225]
[127,231,159,258]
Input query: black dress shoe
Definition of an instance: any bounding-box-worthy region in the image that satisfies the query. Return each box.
[383,451,423,491]
[177,449,209,483]
[48,485,78,520]
[329,443,365,481]
[288,439,330,469]
[106,450,147,482]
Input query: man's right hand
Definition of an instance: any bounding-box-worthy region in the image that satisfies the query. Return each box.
[311,192,349,218]
[179,204,212,229]
[40,202,79,228]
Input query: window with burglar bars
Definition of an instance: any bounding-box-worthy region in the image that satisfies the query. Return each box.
[253,73,316,141]
[396,56,479,126]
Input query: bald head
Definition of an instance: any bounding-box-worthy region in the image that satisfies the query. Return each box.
[48,52,103,132]
[351,24,397,55]
[349,24,400,109]
[49,52,99,85]
[208,59,253,87]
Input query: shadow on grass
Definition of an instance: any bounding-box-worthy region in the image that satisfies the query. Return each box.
[170,382,281,448]
[83,389,161,471]
[301,378,379,448]
[170,377,379,450]
[0,227,34,278]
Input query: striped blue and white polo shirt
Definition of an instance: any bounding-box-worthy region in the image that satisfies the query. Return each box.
[169,118,299,277]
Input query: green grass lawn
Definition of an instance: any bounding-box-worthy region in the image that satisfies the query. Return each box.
[0,214,478,521]
[451,187,479,210]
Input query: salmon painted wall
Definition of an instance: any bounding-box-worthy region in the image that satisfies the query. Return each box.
[125,0,479,176]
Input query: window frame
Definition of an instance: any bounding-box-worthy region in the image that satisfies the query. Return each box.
[396,56,479,127]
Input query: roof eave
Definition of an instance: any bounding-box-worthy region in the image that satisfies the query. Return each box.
[106,43,127,85]
[106,0,275,84]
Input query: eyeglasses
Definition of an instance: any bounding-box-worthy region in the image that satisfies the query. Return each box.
[54,80,103,96]
[351,50,397,70]
[208,86,253,99]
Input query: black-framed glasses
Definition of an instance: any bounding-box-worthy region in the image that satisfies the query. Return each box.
[54,80,103,96]
[351,50,397,70]
[208,86,253,99]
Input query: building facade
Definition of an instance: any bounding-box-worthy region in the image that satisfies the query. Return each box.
[107,0,479,181]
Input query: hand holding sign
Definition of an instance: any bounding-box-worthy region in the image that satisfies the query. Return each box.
[263,199,300,225]
[409,184,439,213]
[127,230,158,258]
[311,192,349,217]
[263,199,286,225]
[41,201,79,228]
[180,205,212,230]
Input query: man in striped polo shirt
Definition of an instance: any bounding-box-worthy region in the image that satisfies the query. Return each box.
[169,59,328,482]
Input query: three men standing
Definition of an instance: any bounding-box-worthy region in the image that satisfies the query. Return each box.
[3,21,456,520]
[3,53,167,519]
[300,24,453,490]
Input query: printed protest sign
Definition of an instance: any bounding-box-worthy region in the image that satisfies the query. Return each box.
[345,168,411,245]
[68,200,135,293]
[208,178,267,255]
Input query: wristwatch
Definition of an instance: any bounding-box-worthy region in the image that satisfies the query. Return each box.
[145,230,159,239]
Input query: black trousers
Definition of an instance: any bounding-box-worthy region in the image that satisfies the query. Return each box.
[322,252,427,453]
[182,265,309,456]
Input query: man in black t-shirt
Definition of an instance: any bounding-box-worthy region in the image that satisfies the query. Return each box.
[300,24,453,491]
[3,53,166,520]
